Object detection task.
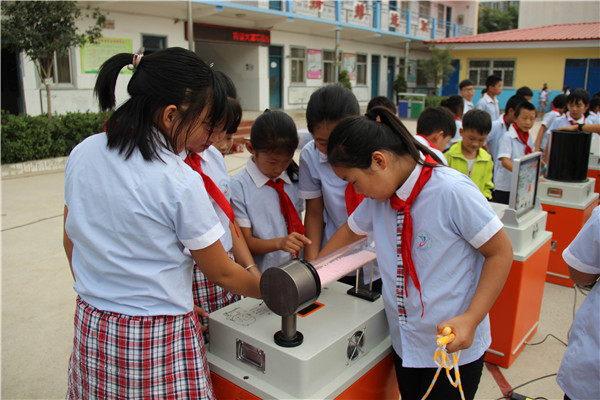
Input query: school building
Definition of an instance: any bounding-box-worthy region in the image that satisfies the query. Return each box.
[432,21,600,109]
[1,0,479,116]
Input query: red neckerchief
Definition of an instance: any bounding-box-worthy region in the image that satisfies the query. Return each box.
[512,123,532,154]
[417,134,438,150]
[345,183,364,216]
[567,112,583,125]
[265,179,305,235]
[389,154,438,317]
[551,107,560,114]
[502,115,510,130]
[184,153,238,236]
[455,116,461,121]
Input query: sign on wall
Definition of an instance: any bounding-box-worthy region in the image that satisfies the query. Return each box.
[80,37,133,74]
[190,23,270,45]
[343,53,357,80]
[307,49,322,79]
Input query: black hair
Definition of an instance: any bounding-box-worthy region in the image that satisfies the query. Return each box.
[462,109,492,135]
[250,109,299,182]
[505,95,526,114]
[485,75,502,88]
[306,84,360,133]
[327,106,442,170]
[367,96,397,113]
[440,95,464,117]
[95,47,229,161]
[551,94,568,110]
[214,71,242,134]
[516,86,533,98]
[459,79,474,90]
[589,96,600,112]
[416,106,456,138]
[567,88,590,106]
[514,100,536,117]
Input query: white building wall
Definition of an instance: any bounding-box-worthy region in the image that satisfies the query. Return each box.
[518,1,600,28]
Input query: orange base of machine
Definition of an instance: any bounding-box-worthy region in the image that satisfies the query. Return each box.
[540,201,597,287]
[210,353,399,400]
[485,239,551,368]
[589,169,600,194]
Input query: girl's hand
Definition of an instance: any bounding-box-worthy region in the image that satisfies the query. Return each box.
[437,312,479,354]
[277,232,312,255]
[194,305,209,332]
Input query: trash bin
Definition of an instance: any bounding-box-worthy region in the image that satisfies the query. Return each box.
[397,101,409,118]
[410,102,423,118]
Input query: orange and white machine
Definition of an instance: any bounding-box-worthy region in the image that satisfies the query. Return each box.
[486,153,552,368]
[206,240,399,399]
[538,130,598,287]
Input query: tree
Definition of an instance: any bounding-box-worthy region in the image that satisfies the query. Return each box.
[1,1,105,118]
[418,45,455,95]
[392,73,407,104]
[478,4,518,33]
[338,70,352,90]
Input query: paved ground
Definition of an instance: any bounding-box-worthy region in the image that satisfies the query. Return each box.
[1,115,583,399]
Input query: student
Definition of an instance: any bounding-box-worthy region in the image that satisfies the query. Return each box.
[318,106,512,400]
[63,48,261,399]
[459,79,476,115]
[515,86,533,102]
[440,95,465,148]
[538,83,550,116]
[299,84,381,290]
[586,96,600,124]
[486,95,526,164]
[230,110,310,272]
[445,110,494,200]
[476,76,503,121]
[298,84,362,261]
[534,94,567,156]
[493,101,537,204]
[414,106,455,164]
[368,95,397,114]
[546,89,590,138]
[556,206,599,400]
[213,70,241,156]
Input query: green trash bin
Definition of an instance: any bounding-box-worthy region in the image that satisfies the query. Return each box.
[410,102,423,118]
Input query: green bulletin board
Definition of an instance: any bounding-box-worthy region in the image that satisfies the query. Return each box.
[80,37,133,74]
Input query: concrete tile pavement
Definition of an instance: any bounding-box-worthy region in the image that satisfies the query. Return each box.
[1,116,582,399]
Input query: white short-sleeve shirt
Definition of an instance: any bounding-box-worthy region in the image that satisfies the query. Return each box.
[539,110,561,152]
[65,133,224,316]
[230,158,304,272]
[348,164,502,367]
[463,99,474,115]
[486,115,510,163]
[414,135,448,165]
[494,124,535,191]
[476,93,500,121]
[557,206,600,400]
[298,140,350,242]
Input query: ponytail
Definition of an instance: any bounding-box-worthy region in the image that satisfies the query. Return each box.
[94,47,228,161]
[327,106,442,168]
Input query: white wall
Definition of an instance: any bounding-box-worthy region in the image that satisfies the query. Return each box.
[518,1,600,28]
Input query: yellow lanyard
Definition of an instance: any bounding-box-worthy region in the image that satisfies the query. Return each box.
[421,327,466,400]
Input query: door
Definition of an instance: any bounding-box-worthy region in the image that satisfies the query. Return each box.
[269,46,283,109]
[442,59,460,96]
[387,56,396,99]
[563,59,587,91]
[445,6,452,38]
[586,59,600,95]
[371,55,380,98]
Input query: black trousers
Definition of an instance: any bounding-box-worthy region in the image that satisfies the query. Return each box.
[491,189,510,204]
[393,352,485,400]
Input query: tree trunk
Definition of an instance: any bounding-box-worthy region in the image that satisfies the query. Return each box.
[45,82,52,119]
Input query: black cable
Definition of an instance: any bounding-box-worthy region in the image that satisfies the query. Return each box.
[1,214,63,231]
[525,333,568,347]
[504,373,558,398]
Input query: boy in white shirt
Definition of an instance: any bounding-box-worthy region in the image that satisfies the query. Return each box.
[476,76,502,121]
[459,79,475,115]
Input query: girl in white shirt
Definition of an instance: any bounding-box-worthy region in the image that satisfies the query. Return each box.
[230,110,310,272]
[63,48,261,399]
[318,106,512,400]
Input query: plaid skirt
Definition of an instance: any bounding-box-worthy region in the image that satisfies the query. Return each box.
[193,252,241,343]
[67,297,215,400]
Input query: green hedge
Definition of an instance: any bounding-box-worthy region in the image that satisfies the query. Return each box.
[1,110,112,164]
[425,95,445,108]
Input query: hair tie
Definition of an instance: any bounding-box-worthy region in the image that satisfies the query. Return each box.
[365,110,378,121]
[128,54,143,71]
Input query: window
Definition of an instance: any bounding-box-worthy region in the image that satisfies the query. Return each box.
[142,35,167,55]
[40,50,72,85]
[419,1,430,16]
[323,50,336,84]
[356,54,367,85]
[468,59,515,88]
[291,47,306,83]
